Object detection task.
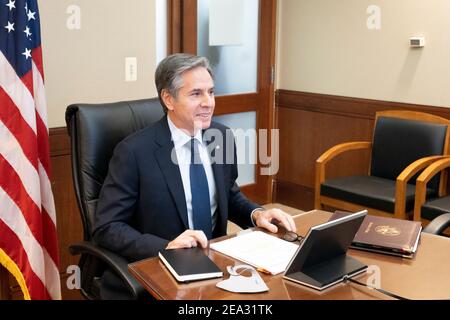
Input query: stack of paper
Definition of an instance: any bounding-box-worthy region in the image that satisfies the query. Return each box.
[210,231,299,275]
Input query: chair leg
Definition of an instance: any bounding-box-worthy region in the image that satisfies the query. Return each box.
[314,196,324,210]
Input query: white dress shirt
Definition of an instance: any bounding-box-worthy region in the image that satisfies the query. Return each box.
[167,116,218,231]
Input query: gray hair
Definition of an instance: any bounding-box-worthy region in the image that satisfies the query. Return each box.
[155,53,213,113]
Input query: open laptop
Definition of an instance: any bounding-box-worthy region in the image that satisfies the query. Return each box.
[283,210,368,291]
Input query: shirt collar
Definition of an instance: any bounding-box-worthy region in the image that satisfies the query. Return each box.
[167,116,203,150]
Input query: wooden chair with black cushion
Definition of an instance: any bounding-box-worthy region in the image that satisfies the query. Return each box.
[315,110,450,220]
[414,157,450,232]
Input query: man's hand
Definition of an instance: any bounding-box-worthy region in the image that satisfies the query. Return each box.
[252,208,297,234]
[166,230,208,250]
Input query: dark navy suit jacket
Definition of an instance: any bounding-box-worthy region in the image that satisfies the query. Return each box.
[93,116,260,263]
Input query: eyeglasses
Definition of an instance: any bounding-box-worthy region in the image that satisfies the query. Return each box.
[272,219,304,243]
[282,230,304,243]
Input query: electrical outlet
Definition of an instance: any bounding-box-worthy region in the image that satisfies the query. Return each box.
[125,57,137,82]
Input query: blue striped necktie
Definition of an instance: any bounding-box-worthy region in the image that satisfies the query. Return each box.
[189,138,212,239]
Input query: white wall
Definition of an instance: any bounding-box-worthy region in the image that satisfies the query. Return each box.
[277,0,450,108]
[38,0,158,128]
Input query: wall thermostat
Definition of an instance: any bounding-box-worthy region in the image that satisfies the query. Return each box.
[410,37,425,48]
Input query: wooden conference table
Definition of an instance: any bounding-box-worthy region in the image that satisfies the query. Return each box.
[128,210,450,300]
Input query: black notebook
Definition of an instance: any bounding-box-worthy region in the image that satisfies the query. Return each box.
[159,248,223,282]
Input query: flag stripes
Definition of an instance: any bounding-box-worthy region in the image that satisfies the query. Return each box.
[0,0,61,300]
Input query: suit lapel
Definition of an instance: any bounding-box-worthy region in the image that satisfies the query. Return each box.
[154,118,189,229]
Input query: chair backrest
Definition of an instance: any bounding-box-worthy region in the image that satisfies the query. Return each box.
[371,111,450,191]
[65,98,164,241]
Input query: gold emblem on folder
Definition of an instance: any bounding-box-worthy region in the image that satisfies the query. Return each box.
[375,225,401,236]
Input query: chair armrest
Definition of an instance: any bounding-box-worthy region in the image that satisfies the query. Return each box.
[394,156,447,219]
[397,156,447,184]
[413,157,450,221]
[316,142,372,166]
[422,213,450,235]
[315,141,372,209]
[70,241,146,300]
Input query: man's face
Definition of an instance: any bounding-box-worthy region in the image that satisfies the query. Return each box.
[163,67,215,136]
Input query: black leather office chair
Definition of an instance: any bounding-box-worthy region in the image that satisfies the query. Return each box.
[65,98,164,300]
[315,110,450,220]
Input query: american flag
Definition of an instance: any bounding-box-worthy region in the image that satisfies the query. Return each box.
[0,0,61,299]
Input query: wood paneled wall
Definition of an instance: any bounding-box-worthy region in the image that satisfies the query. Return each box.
[275,90,450,210]
[49,128,84,299]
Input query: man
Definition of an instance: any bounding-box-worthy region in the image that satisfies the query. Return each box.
[93,53,296,299]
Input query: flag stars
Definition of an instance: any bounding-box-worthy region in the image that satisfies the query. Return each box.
[22,48,32,60]
[24,26,32,38]
[27,10,36,21]
[4,21,14,33]
[6,0,15,11]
